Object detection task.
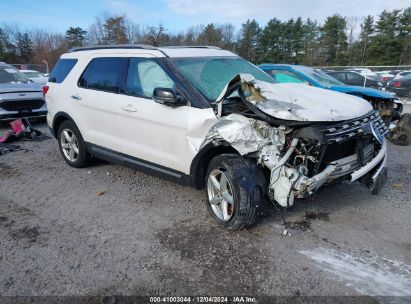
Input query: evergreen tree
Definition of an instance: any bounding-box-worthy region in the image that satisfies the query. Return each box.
[0,28,17,62]
[358,15,374,64]
[66,27,87,48]
[398,7,411,64]
[237,19,260,62]
[319,15,348,65]
[256,18,284,63]
[103,16,128,44]
[197,24,222,46]
[368,9,402,64]
[16,33,34,63]
[301,19,320,65]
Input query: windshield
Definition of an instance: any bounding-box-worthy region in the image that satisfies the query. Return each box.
[173,56,275,101]
[293,66,344,87]
[0,66,29,83]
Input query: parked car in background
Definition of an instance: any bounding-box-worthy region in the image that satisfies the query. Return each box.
[345,68,380,78]
[0,62,47,121]
[326,70,383,89]
[259,64,400,126]
[46,45,389,229]
[20,69,48,84]
[387,74,411,97]
[392,70,411,80]
[375,71,395,85]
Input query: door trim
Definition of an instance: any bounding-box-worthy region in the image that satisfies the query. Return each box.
[86,143,195,186]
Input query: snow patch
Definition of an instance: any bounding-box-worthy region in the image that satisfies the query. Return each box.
[300,248,411,296]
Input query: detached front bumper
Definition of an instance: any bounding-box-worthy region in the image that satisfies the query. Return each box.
[351,139,388,195]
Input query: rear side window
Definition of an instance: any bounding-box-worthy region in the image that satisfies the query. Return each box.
[347,72,363,81]
[49,59,77,83]
[329,72,345,81]
[78,57,128,93]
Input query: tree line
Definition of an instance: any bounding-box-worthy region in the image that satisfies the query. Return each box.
[0,7,409,69]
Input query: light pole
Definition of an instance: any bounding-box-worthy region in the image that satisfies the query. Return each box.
[42,59,49,74]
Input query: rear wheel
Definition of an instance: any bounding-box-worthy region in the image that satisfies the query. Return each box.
[57,120,91,167]
[205,154,266,230]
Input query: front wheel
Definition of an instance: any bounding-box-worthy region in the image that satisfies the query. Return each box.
[205,154,266,230]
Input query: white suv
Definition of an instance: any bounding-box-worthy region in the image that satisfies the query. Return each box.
[45,45,388,230]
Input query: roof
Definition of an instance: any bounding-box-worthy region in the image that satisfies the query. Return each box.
[68,45,237,58]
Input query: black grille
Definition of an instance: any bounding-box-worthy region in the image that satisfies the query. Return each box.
[321,110,389,143]
[0,99,45,111]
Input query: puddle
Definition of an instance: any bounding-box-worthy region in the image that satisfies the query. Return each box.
[287,211,330,231]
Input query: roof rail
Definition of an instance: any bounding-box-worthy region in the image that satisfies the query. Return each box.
[69,44,158,52]
[159,45,221,50]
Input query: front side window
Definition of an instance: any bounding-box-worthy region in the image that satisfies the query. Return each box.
[173,57,275,101]
[49,59,77,83]
[0,66,29,83]
[269,70,307,84]
[293,66,344,87]
[126,58,175,98]
[78,57,128,93]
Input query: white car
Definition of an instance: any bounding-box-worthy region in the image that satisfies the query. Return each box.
[20,69,48,84]
[45,46,388,230]
[346,68,379,78]
[0,62,47,121]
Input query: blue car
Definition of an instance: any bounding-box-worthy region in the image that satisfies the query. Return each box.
[259,64,402,125]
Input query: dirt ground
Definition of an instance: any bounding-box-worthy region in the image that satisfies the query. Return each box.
[0,106,410,302]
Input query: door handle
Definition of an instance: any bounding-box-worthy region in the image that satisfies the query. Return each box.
[121,104,137,112]
[71,94,82,101]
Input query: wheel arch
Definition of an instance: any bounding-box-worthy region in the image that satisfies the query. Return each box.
[52,112,76,138]
[190,142,239,190]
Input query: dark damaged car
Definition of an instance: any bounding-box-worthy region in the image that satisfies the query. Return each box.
[47,46,388,230]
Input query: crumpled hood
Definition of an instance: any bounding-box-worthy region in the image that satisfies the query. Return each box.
[329,85,395,99]
[0,82,42,93]
[217,74,373,122]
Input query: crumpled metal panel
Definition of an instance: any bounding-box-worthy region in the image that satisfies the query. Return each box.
[216,74,373,122]
[205,114,273,155]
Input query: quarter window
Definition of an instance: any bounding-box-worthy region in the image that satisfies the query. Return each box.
[49,59,77,83]
[126,58,175,98]
[78,57,128,93]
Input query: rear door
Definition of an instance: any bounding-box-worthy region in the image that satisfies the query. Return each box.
[74,56,128,151]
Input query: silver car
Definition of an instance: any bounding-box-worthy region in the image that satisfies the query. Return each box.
[0,62,47,121]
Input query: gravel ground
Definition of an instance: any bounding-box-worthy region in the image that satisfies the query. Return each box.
[0,113,410,301]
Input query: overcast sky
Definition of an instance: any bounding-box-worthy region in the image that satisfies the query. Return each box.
[1,0,410,33]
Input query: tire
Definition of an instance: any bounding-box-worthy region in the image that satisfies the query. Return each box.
[57,120,91,167]
[205,154,266,230]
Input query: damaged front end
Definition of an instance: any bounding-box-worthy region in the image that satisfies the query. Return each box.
[204,74,388,208]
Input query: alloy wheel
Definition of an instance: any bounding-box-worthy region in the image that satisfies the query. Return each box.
[207,169,235,222]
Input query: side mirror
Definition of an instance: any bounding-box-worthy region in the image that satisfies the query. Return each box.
[153,88,187,107]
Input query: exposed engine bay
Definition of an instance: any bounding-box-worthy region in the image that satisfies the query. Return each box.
[203,74,389,207]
